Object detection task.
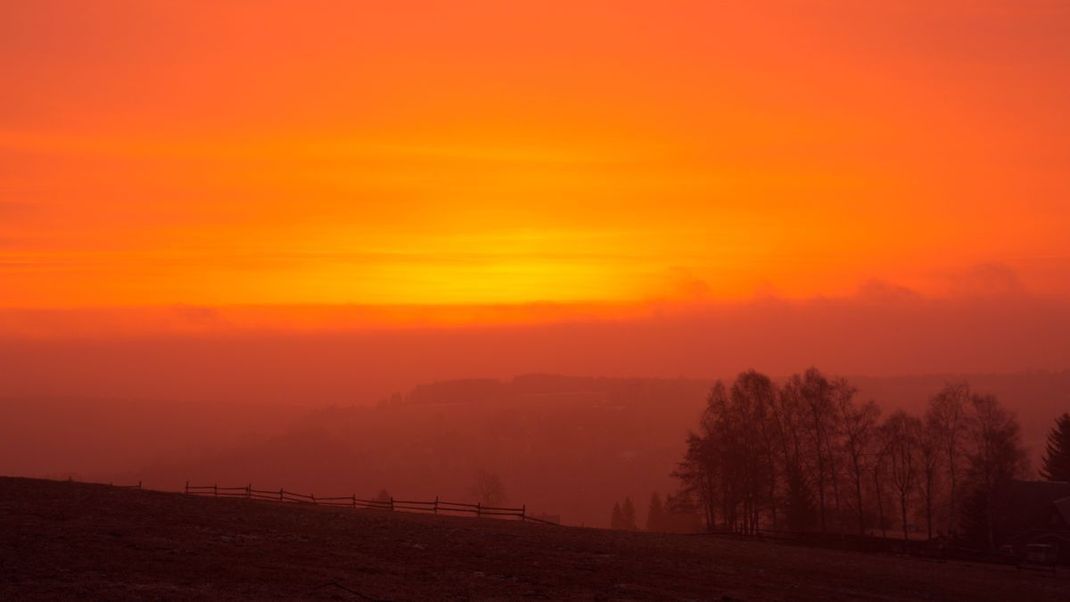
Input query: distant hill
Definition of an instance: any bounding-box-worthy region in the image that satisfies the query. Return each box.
[0,396,304,481]
[136,375,713,527]
[125,371,1070,528]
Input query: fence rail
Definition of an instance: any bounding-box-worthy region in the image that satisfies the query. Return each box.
[183,481,555,525]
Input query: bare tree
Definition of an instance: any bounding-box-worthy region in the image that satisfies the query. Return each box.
[883,411,921,541]
[870,434,890,539]
[674,381,728,531]
[966,393,1028,549]
[674,370,1030,546]
[796,368,840,533]
[469,470,507,507]
[675,430,718,530]
[676,373,779,534]
[706,380,736,531]
[927,382,971,536]
[729,370,777,534]
[771,375,814,531]
[839,396,880,535]
[917,418,941,540]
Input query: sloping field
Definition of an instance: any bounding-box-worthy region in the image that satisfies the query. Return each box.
[1,477,1067,601]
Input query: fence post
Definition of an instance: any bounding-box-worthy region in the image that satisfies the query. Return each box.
[311,493,316,505]
[390,497,395,511]
[521,504,526,521]
[137,481,142,490]
[185,481,189,495]
[476,502,481,518]
[352,494,356,510]
[279,488,284,502]
[213,484,217,497]
[246,484,252,499]
[434,496,439,515]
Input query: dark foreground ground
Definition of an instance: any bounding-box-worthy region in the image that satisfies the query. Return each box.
[2,477,1068,601]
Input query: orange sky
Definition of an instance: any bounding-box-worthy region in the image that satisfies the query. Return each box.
[3,1,1069,320]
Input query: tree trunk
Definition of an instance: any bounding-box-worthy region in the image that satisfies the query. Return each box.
[829,455,842,533]
[925,473,933,540]
[985,488,996,551]
[855,469,865,535]
[874,468,887,539]
[900,491,909,541]
[769,464,778,530]
[947,458,958,537]
[816,460,827,533]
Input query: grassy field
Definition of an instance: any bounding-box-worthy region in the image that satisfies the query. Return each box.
[1,477,1068,601]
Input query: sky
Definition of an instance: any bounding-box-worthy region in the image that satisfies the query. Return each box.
[3,1,1068,322]
[3,2,1070,497]
[8,0,1070,538]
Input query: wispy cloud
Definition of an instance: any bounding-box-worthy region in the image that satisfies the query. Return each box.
[946,262,1025,297]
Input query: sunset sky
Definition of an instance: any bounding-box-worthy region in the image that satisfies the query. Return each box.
[2,1,1069,332]
[8,4,1070,569]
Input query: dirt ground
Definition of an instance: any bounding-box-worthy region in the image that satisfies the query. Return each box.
[2,477,1068,601]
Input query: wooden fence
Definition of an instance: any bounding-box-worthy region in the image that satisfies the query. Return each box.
[183,482,559,525]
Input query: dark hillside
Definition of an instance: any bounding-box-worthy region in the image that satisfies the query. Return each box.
[2,477,1069,601]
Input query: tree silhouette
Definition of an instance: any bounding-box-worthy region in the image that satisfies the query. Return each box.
[664,491,704,533]
[730,370,777,534]
[840,397,879,535]
[917,418,942,540]
[927,382,972,536]
[675,370,1030,546]
[784,463,816,532]
[965,393,1028,550]
[794,369,840,533]
[610,502,624,530]
[870,435,890,538]
[1040,413,1070,482]
[883,411,921,541]
[469,470,507,507]
[646,492,665,531]
[621,497,638,531]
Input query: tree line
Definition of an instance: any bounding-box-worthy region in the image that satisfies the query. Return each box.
[610,492,704,532]
[672,368,1067,549]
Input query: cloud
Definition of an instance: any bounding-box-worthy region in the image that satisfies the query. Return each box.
[3,294,1070,408]
[854,279,923,303]
[948,262,1025,297]
[170,305,228,327]
[663,267,712,300]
